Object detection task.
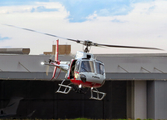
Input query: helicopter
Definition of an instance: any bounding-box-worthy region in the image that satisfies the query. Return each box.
[42,39,107,100]
[4,24,162,100]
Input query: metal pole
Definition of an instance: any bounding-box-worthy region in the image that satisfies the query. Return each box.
[18,62,31,72]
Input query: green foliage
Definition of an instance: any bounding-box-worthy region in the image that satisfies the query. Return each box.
[0,118,156,120]
[74,118,92,120]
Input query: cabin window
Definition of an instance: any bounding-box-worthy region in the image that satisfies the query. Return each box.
[95,62,104,75]
[70,60,76,79]
[80,61,94,72]
[75,61,80,72]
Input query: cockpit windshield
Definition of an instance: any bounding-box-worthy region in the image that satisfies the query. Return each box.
[95,62,104,75]
[80,61,94,72]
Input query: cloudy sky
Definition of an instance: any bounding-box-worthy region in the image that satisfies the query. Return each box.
[0,0,167,55]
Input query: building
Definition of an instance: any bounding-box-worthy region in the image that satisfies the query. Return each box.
[43,44,71,55]
[0,50,167,119]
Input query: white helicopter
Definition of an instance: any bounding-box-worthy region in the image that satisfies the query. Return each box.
[4,24,162,100]
[42,40,107,100]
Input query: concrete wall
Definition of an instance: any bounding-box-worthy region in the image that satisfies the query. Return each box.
[0,55,73,72]
[134,81,147,119]
[147,81,167,119]
[127,81,147,119]
[95,54,167,73]
[1,53,167,73]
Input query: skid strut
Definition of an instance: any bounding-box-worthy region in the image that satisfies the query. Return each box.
[90,87,106,100]
[56,79,72,94]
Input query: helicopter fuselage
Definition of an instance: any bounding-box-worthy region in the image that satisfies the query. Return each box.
[66,51,106,88]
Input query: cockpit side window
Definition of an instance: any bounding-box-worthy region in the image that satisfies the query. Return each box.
[95,62,104,75]
[75,61,80,72]
[80,61,94,72]
[70,60,76,79]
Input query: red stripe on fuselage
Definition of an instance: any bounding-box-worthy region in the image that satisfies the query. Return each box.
[70,79,102,88]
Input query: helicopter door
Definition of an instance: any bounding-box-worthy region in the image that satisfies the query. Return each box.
[67,59,77,79]
[95,62,105,80]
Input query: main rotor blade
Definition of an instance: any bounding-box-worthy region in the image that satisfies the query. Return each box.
[4,24,82,43]
[4,24,162,51]
[96,43,162,50]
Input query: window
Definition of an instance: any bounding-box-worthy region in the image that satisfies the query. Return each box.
[95,62,104,75]
[80,61,94,72]
[75,61,80,72]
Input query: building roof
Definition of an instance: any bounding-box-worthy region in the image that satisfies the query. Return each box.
[0,48,30,55]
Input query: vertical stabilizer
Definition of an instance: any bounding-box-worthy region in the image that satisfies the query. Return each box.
[51,40,59,80]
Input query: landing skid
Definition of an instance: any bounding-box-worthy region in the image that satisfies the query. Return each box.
[56,80,106,100]
[90,88,106,100]
[56,79,72,94]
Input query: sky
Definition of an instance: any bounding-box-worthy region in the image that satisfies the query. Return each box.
[0,0,167,55]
